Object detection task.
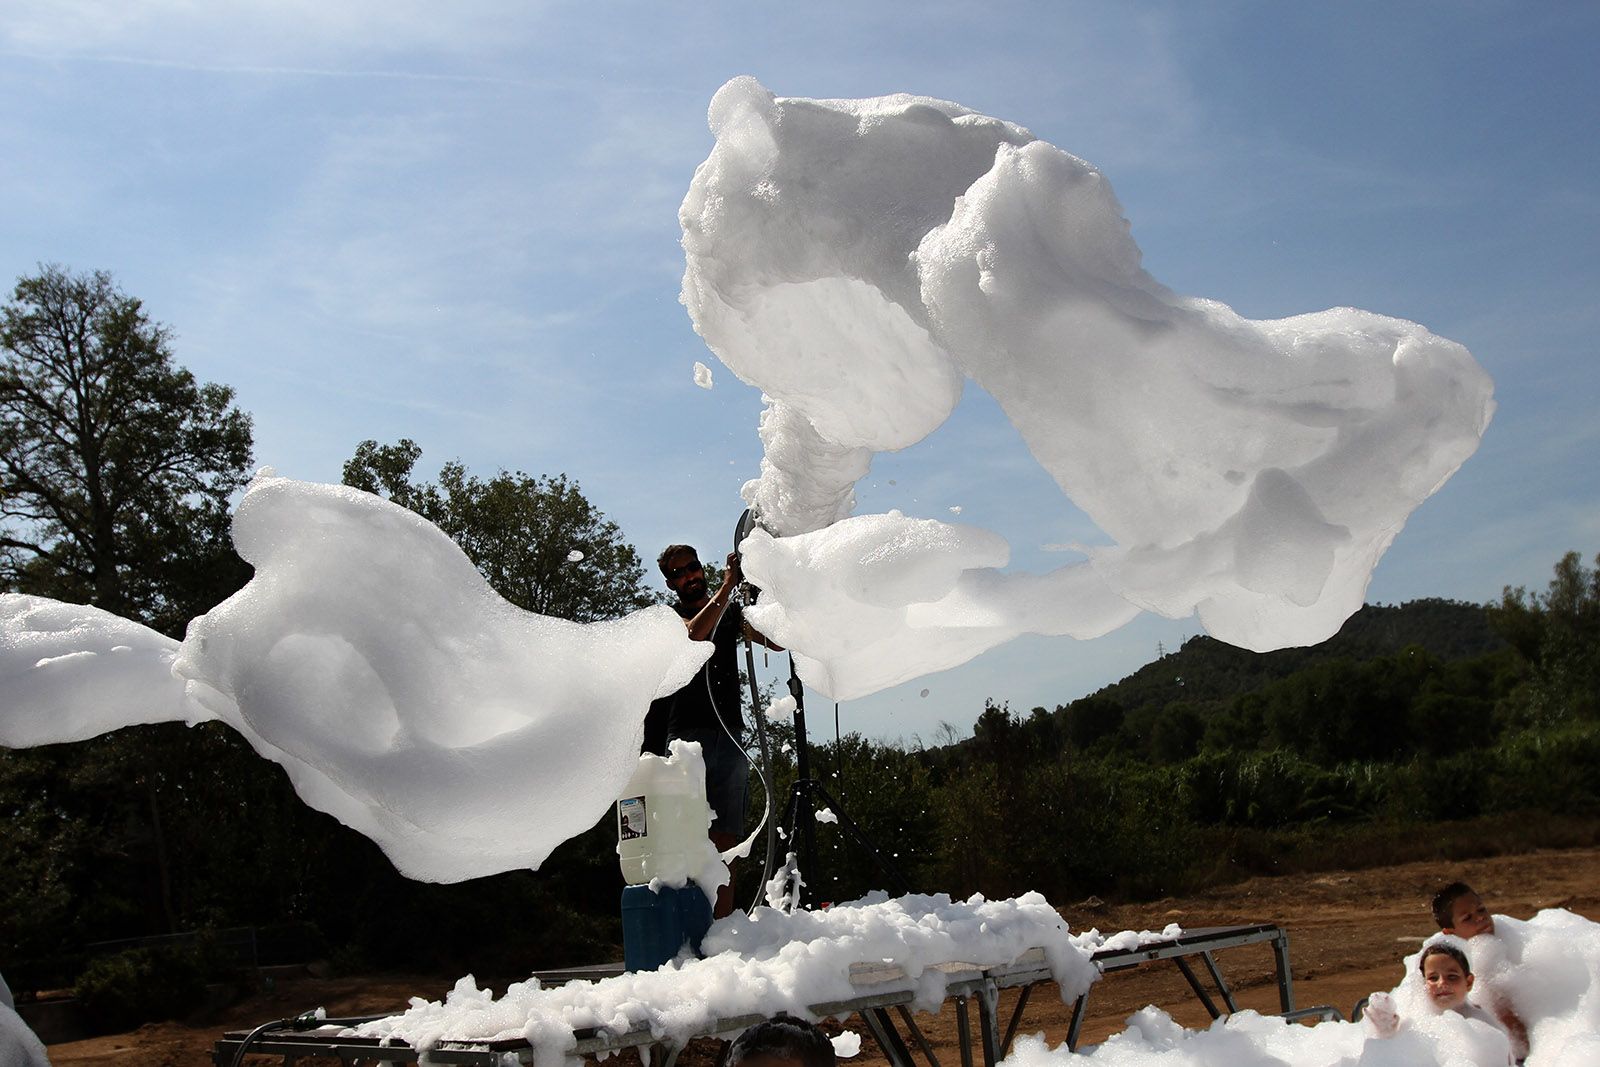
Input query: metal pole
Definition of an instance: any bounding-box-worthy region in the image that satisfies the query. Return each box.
[1273,929,1296,1014]
[744,637,779,906]
[788,658,816,905]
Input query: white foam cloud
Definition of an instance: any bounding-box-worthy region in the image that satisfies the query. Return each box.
[0,596,190,747]
[681,78,1493,697]
[1,475,707,882]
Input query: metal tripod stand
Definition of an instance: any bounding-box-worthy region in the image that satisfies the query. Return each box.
[733,507,909,909]
[772,657,910,907]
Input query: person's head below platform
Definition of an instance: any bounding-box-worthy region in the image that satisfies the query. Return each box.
[724,1014,837,1067]
[1432,881,1495,938]
[1418,941,1475,1012]
[659,544,708,604]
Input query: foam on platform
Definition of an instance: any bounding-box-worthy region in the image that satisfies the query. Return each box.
[352,891,1099,1064]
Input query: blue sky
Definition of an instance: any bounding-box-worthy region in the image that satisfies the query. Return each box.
[3,2,1595,744]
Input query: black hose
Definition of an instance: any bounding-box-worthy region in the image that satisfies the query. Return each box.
[228,1008,325,1067]
[701,577,778,912]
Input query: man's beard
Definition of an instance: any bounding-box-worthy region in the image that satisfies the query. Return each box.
[679,576,708,602]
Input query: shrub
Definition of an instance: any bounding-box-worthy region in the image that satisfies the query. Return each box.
[74,945,207,1032]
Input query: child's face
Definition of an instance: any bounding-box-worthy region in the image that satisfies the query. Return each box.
[1422,952,1475,1011]
[1447,892,1495,938]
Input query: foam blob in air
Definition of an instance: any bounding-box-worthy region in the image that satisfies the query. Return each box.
[681,77,1494,694]
[739,512,1135,700]
[0,595,191,747]
[0,475,707,882]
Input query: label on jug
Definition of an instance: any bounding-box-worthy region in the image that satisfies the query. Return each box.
[618,796,648,840]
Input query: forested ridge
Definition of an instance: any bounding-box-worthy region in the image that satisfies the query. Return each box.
[3,269,1596,1031]
[787,565,1599,905]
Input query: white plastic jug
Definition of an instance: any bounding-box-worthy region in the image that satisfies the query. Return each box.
[616,739,714,885]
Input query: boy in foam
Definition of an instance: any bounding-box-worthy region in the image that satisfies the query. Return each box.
[1435,880,1496,939]
[1433,881,1530,1059]
[725,1014,838,1067]
[1365,942,1514,1064]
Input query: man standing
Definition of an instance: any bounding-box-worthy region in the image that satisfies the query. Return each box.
[645,544,775,918]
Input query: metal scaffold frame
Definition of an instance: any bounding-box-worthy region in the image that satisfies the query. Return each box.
[214,923,1329,1066]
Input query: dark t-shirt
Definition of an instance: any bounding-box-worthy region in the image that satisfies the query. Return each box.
[641,600,745,754]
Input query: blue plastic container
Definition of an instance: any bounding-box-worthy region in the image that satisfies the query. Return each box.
[621,882,713,971]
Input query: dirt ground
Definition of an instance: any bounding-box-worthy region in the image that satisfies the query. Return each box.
[44,845,1600,1066]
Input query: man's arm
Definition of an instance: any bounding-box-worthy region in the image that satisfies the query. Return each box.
[683,552,784,650]
[1491,997,1528,1060]
[684,552,741,642]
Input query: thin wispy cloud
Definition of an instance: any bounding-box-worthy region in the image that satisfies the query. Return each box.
[0,48,565,88]
[1,0,550,59]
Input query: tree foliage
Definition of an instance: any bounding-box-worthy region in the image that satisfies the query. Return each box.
[0,265,253,635]
[1488,551,1600,724]
[343,438,653,622]
[0,267,261,970]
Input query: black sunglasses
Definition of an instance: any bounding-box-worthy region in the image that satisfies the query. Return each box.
[664,560,704,580]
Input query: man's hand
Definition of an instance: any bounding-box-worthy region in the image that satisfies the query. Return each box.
[726,550,785,651]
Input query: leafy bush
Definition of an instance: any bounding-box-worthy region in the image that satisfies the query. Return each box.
[74,945,207,1032]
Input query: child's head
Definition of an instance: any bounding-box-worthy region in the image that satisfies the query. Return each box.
[725,1014,837,1067]
[1432,881,1495,938]
[1418,942,1475,1011]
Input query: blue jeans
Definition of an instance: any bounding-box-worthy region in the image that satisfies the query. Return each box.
[672,726,748,837]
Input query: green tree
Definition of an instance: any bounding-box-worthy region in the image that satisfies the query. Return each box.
[1064,693,1125,752]
[1489,550,1600,724]
[343,438,653,622]
[0,265,253,635]
[0,266,259,959]
[1150,702,1205,762]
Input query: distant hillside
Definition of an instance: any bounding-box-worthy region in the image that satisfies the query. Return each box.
[1086,597,1504,714]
